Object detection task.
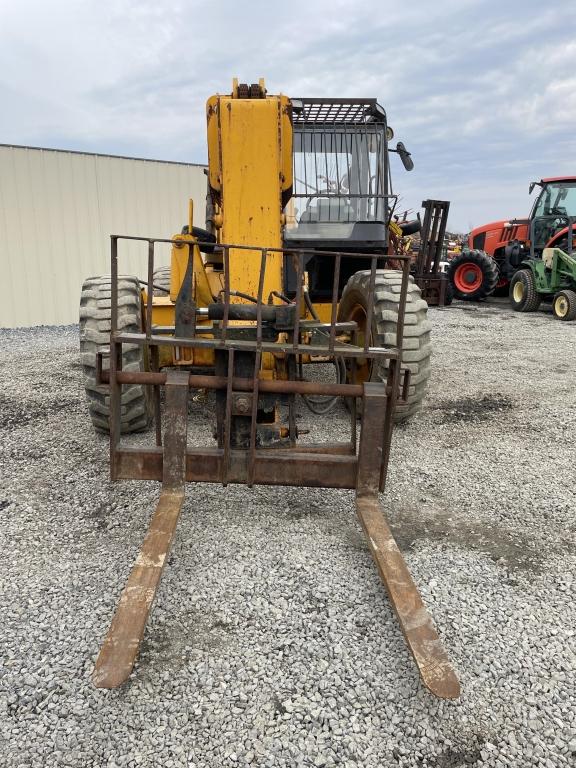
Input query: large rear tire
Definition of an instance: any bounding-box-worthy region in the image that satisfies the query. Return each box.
[152,266,171,296]
[509,269,541,312]
[338,270,431,423]
[79,276,153,433]
[447,249,499,300]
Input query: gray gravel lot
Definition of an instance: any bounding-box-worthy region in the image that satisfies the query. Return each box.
[1,299,575,768]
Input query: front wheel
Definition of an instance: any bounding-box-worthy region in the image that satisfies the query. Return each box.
[152,266,171,296]
[79,276,153,433]
[553,289,576,321]
[509,269,541,312]
[338,270,431,423]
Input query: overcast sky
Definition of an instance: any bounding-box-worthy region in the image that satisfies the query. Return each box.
[1,0,575,231]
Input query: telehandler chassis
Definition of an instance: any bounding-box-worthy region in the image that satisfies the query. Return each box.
[91,236,460,699]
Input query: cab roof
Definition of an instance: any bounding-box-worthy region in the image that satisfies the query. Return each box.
[541,176,576,183]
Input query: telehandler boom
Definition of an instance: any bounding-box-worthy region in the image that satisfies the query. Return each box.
[80,80,459,698]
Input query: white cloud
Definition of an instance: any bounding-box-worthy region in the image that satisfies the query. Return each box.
[1,0,576,228]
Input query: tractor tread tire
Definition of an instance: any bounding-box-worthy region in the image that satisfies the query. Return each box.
[79,276,152,433]
[153,266,171,296]
[339,270,431,423]
[553,289,576,321]
[448,249,499,300]
[509,269,541,312]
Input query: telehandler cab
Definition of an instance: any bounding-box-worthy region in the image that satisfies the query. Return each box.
[80,80,459,698]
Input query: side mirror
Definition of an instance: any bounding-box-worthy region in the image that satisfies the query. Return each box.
[397,142,414,172]
[529,182,536,194]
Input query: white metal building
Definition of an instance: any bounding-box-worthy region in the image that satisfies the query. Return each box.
[0,145,207,328]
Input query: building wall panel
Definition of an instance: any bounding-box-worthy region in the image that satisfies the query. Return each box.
[0,146,207,327]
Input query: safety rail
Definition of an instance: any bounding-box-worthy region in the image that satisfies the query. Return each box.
[110,235,411,354]
[105,235,412,490]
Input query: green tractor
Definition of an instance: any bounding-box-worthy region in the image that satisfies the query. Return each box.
[510,247,576,321]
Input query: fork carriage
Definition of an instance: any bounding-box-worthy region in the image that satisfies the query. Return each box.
[90,236,460,700]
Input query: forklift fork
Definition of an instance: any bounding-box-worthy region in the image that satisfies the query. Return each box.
[355,385,460,699]
[93,371,189,688]
[93,375,459,699]
[92,236,460,699]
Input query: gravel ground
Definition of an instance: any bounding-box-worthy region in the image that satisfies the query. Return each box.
[1,298,575,768]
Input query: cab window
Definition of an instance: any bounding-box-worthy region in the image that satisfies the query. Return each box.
[533,182,576,218]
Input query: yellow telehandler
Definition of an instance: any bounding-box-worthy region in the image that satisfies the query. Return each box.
[80,80,458,698]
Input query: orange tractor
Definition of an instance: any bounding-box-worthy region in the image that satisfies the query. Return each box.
[448,177,576,300]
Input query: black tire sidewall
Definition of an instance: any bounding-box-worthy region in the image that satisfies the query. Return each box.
[337,286,378,381]
[509,269,538,312]
[510,270,528,310]
[447,250,498,301]
[553,289,576,321]
[337,270,431,423]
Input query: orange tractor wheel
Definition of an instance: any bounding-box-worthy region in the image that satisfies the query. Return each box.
[447,249,499,301]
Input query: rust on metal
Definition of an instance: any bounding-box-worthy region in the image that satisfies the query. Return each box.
[93,370,189,688]
[355,382,460,698]
[356,496,460,699]
[413,199,451,306]
[150,345,162,447]
[95,234,460,697]
[113,446,359,488]
[221,349,235,485]
[247,351,262,487]
[100,369,365,398]
[92,488,185,688]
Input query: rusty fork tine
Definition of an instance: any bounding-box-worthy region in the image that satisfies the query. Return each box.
[92,370,189,689]
[357,382,460,700]
[355,497,460,699]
